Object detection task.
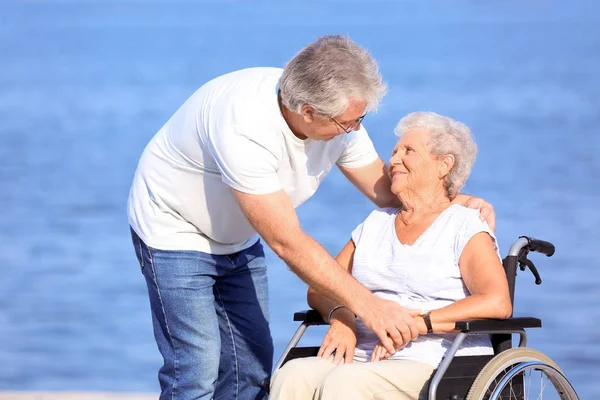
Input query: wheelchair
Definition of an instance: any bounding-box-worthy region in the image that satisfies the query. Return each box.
[273,236,579,400]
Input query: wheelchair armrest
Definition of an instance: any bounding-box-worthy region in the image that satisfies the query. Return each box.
[455,317,541,332]
[293,309,327,325]
[293,311,541,331]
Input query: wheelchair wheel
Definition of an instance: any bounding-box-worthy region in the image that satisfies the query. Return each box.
[466,348,578,400]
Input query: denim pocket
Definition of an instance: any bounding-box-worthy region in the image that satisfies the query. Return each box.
[130,228,145,272]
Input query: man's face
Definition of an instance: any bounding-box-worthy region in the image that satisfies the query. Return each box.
[301,99,368,141]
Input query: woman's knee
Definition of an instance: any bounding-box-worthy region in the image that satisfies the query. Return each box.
[322,363,364,387]
[270,357,335,399]
[318,361,433,400]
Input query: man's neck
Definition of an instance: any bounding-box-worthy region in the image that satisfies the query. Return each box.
[278,92,307,140]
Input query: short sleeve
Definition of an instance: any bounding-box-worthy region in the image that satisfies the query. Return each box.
[351,221,365,245]
[351,208,395,246]
[206,125,282,195]
[455,211,502,262]
[336,126,379,168]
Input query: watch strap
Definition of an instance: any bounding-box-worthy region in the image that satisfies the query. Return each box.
[420,310,433,334]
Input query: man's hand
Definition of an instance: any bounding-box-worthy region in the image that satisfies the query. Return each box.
[357,298,420,355]
[461,196,496,231]
[318,311,358,365]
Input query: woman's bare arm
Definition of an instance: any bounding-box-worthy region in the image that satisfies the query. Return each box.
[415,232,512,334]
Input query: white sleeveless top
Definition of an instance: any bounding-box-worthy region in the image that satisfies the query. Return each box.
[351,204,499,367]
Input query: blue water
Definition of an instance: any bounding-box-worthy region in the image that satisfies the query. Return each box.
[1,0,599,397]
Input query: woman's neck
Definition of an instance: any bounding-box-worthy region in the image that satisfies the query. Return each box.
[397,189,451,225]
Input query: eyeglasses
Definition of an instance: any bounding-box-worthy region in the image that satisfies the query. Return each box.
[330,113,367,134]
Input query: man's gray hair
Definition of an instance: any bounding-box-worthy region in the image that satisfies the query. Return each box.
[394,112,477,199]
[279,35,387,117]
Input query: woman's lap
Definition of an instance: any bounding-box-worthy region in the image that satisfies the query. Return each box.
[271,356,435,400]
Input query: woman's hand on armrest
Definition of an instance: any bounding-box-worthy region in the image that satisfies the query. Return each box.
[318,309,358,365]
[308,238,357,364]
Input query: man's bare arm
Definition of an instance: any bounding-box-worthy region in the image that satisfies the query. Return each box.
[232,188,418,353]
[338,158,400,208]
[233,188,369,310]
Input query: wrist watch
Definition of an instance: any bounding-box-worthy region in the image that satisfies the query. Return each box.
[420,310,433,334]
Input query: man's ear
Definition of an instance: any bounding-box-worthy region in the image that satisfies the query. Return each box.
[439,155,455,178]
[300,104,316,123]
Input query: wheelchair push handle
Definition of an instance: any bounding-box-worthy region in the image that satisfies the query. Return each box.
[508,236,555,257]
[524,237,555,257]
[507,236,555,286]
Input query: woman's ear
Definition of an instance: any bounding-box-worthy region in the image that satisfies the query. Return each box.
[438,155,455,179]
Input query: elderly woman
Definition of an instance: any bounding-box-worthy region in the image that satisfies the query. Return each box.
[270,112,512,400]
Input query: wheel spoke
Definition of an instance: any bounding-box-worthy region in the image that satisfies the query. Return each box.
[540,373,554,399]
[523,368,531,399]
[465,348,578,400]
[508,375,517,399]
[536,370,543,400]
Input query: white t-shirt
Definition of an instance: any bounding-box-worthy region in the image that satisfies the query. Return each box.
[128,67,378,254]
[351,204,499,367]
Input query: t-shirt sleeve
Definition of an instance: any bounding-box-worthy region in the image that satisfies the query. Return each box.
[455,210,502,262]
[335,126,379,168]
[351,221,365,245]
[206,125,282,195]
[351,208,392,246]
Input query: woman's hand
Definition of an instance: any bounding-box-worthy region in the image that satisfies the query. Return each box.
[318,315,358,365]
[371,341,394,362]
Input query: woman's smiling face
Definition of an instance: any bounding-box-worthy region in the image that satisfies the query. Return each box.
[388,128,442,196]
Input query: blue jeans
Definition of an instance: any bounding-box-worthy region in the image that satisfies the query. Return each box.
[131,229,273,400]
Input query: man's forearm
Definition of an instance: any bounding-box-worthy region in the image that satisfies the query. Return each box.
[452,193,472,204]
[231,189,376,320]
[339,159,400,209]
[271,232,373,319]
[377,194,402,208]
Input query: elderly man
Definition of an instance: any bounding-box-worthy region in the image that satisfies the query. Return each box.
[128,35,494,400]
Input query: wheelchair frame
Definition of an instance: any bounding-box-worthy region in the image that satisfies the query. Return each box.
[273,236,579,400]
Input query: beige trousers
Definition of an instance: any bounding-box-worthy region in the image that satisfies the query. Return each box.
[270,356,435,400]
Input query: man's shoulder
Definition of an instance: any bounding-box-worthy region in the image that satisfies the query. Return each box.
[203,67,284,141]
[207,67,282,83]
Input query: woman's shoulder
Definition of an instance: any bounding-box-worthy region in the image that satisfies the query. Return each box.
[444,204,483,224]
[443,205,500,259]
[351,207,398,246]
[367,207,400,220]
[434,204,494,238]
[356,207,399,230]
[443,204,498,245]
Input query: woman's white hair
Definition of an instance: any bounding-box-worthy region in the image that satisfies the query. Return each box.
[394,112,477,199]
[279,35,387,117]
